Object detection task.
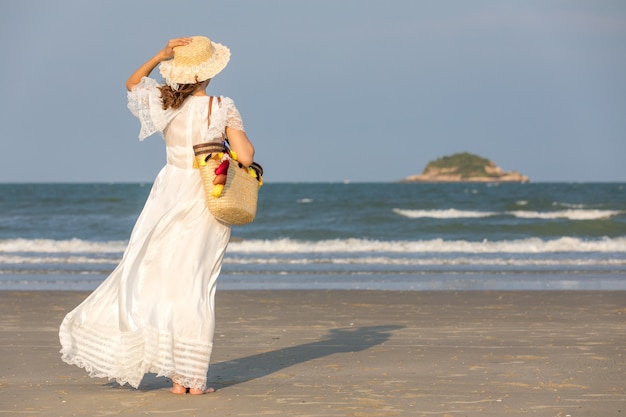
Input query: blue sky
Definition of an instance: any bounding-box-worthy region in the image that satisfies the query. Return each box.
[1,1,625,183]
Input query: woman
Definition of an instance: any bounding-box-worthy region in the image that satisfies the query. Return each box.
[59,36,254,395]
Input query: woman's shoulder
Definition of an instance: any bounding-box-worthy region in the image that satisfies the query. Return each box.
[217,96,239,111]
[217,95,235,104]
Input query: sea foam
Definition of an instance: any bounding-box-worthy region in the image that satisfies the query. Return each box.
[226,237,626,254]
[394,208,621,221]
[0,238,126,253]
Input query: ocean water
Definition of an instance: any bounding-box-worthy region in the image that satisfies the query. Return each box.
[1,182,625,291]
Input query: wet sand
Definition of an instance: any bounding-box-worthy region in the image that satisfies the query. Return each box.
[1,290,624,416]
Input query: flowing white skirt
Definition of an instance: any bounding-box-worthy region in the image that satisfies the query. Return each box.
[59,164,231,390]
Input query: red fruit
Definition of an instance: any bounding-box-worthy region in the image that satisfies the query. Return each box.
[214,160,230,175]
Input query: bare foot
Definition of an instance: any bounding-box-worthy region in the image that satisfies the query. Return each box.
[170,382,188,394]
[189,387,215,395]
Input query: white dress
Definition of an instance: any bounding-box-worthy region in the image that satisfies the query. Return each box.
[59,77,245,391]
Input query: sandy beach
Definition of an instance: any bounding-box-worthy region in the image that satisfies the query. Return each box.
[1,290,624,417]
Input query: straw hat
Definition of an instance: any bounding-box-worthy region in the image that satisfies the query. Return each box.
[159,36,230,89]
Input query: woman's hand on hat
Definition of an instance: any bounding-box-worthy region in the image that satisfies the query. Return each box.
[126,37,192,91]
[160,38,193,60]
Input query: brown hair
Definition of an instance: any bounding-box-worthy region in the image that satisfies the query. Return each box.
[158,81,204,110]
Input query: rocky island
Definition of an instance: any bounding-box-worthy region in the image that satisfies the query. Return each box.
[402,152,529,183]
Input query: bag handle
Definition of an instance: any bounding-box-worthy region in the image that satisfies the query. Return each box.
[207,96,226,141]
[207,96,214,127]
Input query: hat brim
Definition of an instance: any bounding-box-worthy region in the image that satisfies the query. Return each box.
[159,41,231,85]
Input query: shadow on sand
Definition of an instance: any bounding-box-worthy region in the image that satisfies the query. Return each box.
[131,325,403,391]
[209,325,404,389]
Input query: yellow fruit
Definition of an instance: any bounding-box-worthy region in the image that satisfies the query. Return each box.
[211,184,224,198]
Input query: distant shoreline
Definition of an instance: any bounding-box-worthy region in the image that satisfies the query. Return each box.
[401,152,530,183]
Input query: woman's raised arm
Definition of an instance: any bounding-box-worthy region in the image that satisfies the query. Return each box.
[125,38,192,91]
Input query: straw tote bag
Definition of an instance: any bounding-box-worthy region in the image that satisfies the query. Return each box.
[193,97,263,225]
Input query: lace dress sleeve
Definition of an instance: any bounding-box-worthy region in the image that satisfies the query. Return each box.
[127,77,177,141]
[221,97,245,132]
